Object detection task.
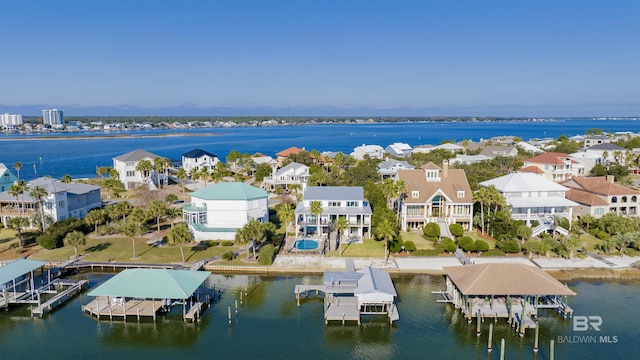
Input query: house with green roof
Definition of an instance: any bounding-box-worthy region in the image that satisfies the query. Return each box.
[183,182,269,241]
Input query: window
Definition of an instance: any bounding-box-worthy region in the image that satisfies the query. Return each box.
[594,208,604,215]
[612,197,618,203]
[328,201,341,207]
[126,162,134,167]
[126,171,135,177]
[412,191,419,198]
[346,201,359,207]
[457,191,464,198]
[622,196,628,203]
[610,207,617,213]
[406,206,421,215]
[58,200,65,208]
[632,196,638,202]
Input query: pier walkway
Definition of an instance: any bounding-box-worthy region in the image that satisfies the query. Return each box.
[31,279,88,317]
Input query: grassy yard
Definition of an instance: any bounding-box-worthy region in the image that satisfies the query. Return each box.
[28,235,239,264]
[399,231,435,250]
[463,231,497,249]
[326,238,385,257]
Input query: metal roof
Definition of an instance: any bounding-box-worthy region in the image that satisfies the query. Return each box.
[0,259,48,285]
[182,148,218,159]
[87,269,211,299]
[303,186,365,201]
[113,149,162,162]
[190,182,268,201]
[444,263,576,296]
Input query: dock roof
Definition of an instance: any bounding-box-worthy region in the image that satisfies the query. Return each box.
[88,269,210,300]
[0,259,47,285]
[443,263,576,296]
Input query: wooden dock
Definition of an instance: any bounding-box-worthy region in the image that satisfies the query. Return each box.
[185,302,204,322]
[31,279,88,317]
[325,296,360,325]
[82,297,164,321]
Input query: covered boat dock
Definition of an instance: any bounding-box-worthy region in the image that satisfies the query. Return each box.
[437,263,576,336]
[83,268,212,322]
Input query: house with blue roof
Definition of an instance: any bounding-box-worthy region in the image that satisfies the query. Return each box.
[183,182,269,241]
[0,163,18,192]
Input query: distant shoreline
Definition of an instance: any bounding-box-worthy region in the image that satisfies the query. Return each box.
[0,132,222,141]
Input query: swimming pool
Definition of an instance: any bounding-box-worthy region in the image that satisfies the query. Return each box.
[293,239,319,251]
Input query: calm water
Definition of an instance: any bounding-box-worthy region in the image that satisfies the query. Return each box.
[1,119,639,179]
[1,274,638,359]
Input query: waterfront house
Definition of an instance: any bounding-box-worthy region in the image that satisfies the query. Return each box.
[479,172,578,236]
[260,161,309,191]
[0,177,101,227]
[183,182,269,241]
[385,142,412,157]
[412,143,465,154]
[0,163,18,192]
[181,149,220,174]
[449,154,492,165]
[568,152,602,174]
[276,146,305,166]
[397,160,473,232]
[584,143,627,164]
[351,144,384,160]
[516,141,545,154]
[561,176,640,218]
[294,186,372,241]
[377,159,415,180]
[479,145,518,158]
[522,152,581,182]
[584,134,611,148]
[113,149,165,190]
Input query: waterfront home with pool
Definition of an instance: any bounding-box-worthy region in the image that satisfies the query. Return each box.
[294,186,372,248]
[183,182,269,241]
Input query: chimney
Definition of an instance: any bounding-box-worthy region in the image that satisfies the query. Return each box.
[442,160,449,178]
[607,175,614,183]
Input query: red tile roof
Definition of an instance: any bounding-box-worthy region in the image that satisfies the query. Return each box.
[525,152,574,165]
[518,166,545,174]
[276,146,304,157]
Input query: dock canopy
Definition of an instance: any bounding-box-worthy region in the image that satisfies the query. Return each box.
[88,269,211,300]
[354,267,397,304]
[0,259,47,286]
[443,263,576,296]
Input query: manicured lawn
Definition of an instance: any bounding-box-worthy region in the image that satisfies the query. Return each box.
[399,231,435,250]
[326,238,384,257]
[29,235,238,264]
[463,231,497,249]
[579,233,601,252]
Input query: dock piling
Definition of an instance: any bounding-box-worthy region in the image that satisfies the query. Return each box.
[550,340,555,360]
[499,338,505,360]
[533,322,539,353]
[488,323,493,353]
[228,305,232,325]
[476,311,481,336]
[235,300,238,315]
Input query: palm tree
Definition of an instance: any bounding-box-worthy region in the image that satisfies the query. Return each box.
[393,180,406,223]
[473,188,488,235]
[61,174,73,183]
[235,219,264,259]
[85,208,105,234]
[153,157,165,188]
[8,184,21,213]
[29,185,48,233]
[189,167,200,188]
[148,199,167,233]
[166,206,182,228]
[121,220,143,259]
[165,193,178,205]
[334,216,349,256]
[14,180,28,216]
[135,159,153,189]
[13,161,22,180]
[167,223,191,263]
[276,203,295,236]
[310,201,323,238]
[161,158,172,188]
[373,217,396,263]
[176,167,187,199]
[563,235,582,260]
[199,167,211,187]
[114,201,133,222]
[7,216,29,248]
[64,230,86,259]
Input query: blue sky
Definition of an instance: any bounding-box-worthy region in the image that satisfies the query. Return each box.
[0,0,638,116]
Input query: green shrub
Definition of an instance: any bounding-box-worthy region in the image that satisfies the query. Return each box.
[423,223,440,238]
[425,236,438,243]
[473,240,489,252]
[457,236,474,251]
[441,237,457,253]
[257,244,275,265]
[531,220,540,227]
[404,240,417,252]
[210,241,220,247]
[449,223,464,237]
[222,250,236,261]
[481,248,506,256]
[411,249,439,256]
[97,224,117,236]
[497,239,520,253]
[36,218,90,250]
[389,239,404,253]
[221,241,234,246]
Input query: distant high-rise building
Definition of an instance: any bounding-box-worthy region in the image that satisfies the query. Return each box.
[0,113,23,126]
[42,108,64,125]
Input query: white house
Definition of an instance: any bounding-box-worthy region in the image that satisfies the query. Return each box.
[113,149,164,190]
[480,172,578,236]
[569,152,602,174]
[585,143,627,164]
[295,186,372,241]
[183,182,269,241]
[522,152,581,182]
[385,143,412,157]
[351,144,384,160]
[412,143,465,154]
[261,162,309,190]
[181,149,220,173]
[0,177,101,227]
[377,159,415,180]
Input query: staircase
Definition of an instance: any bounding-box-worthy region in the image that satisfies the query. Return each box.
[438,221,452,238]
